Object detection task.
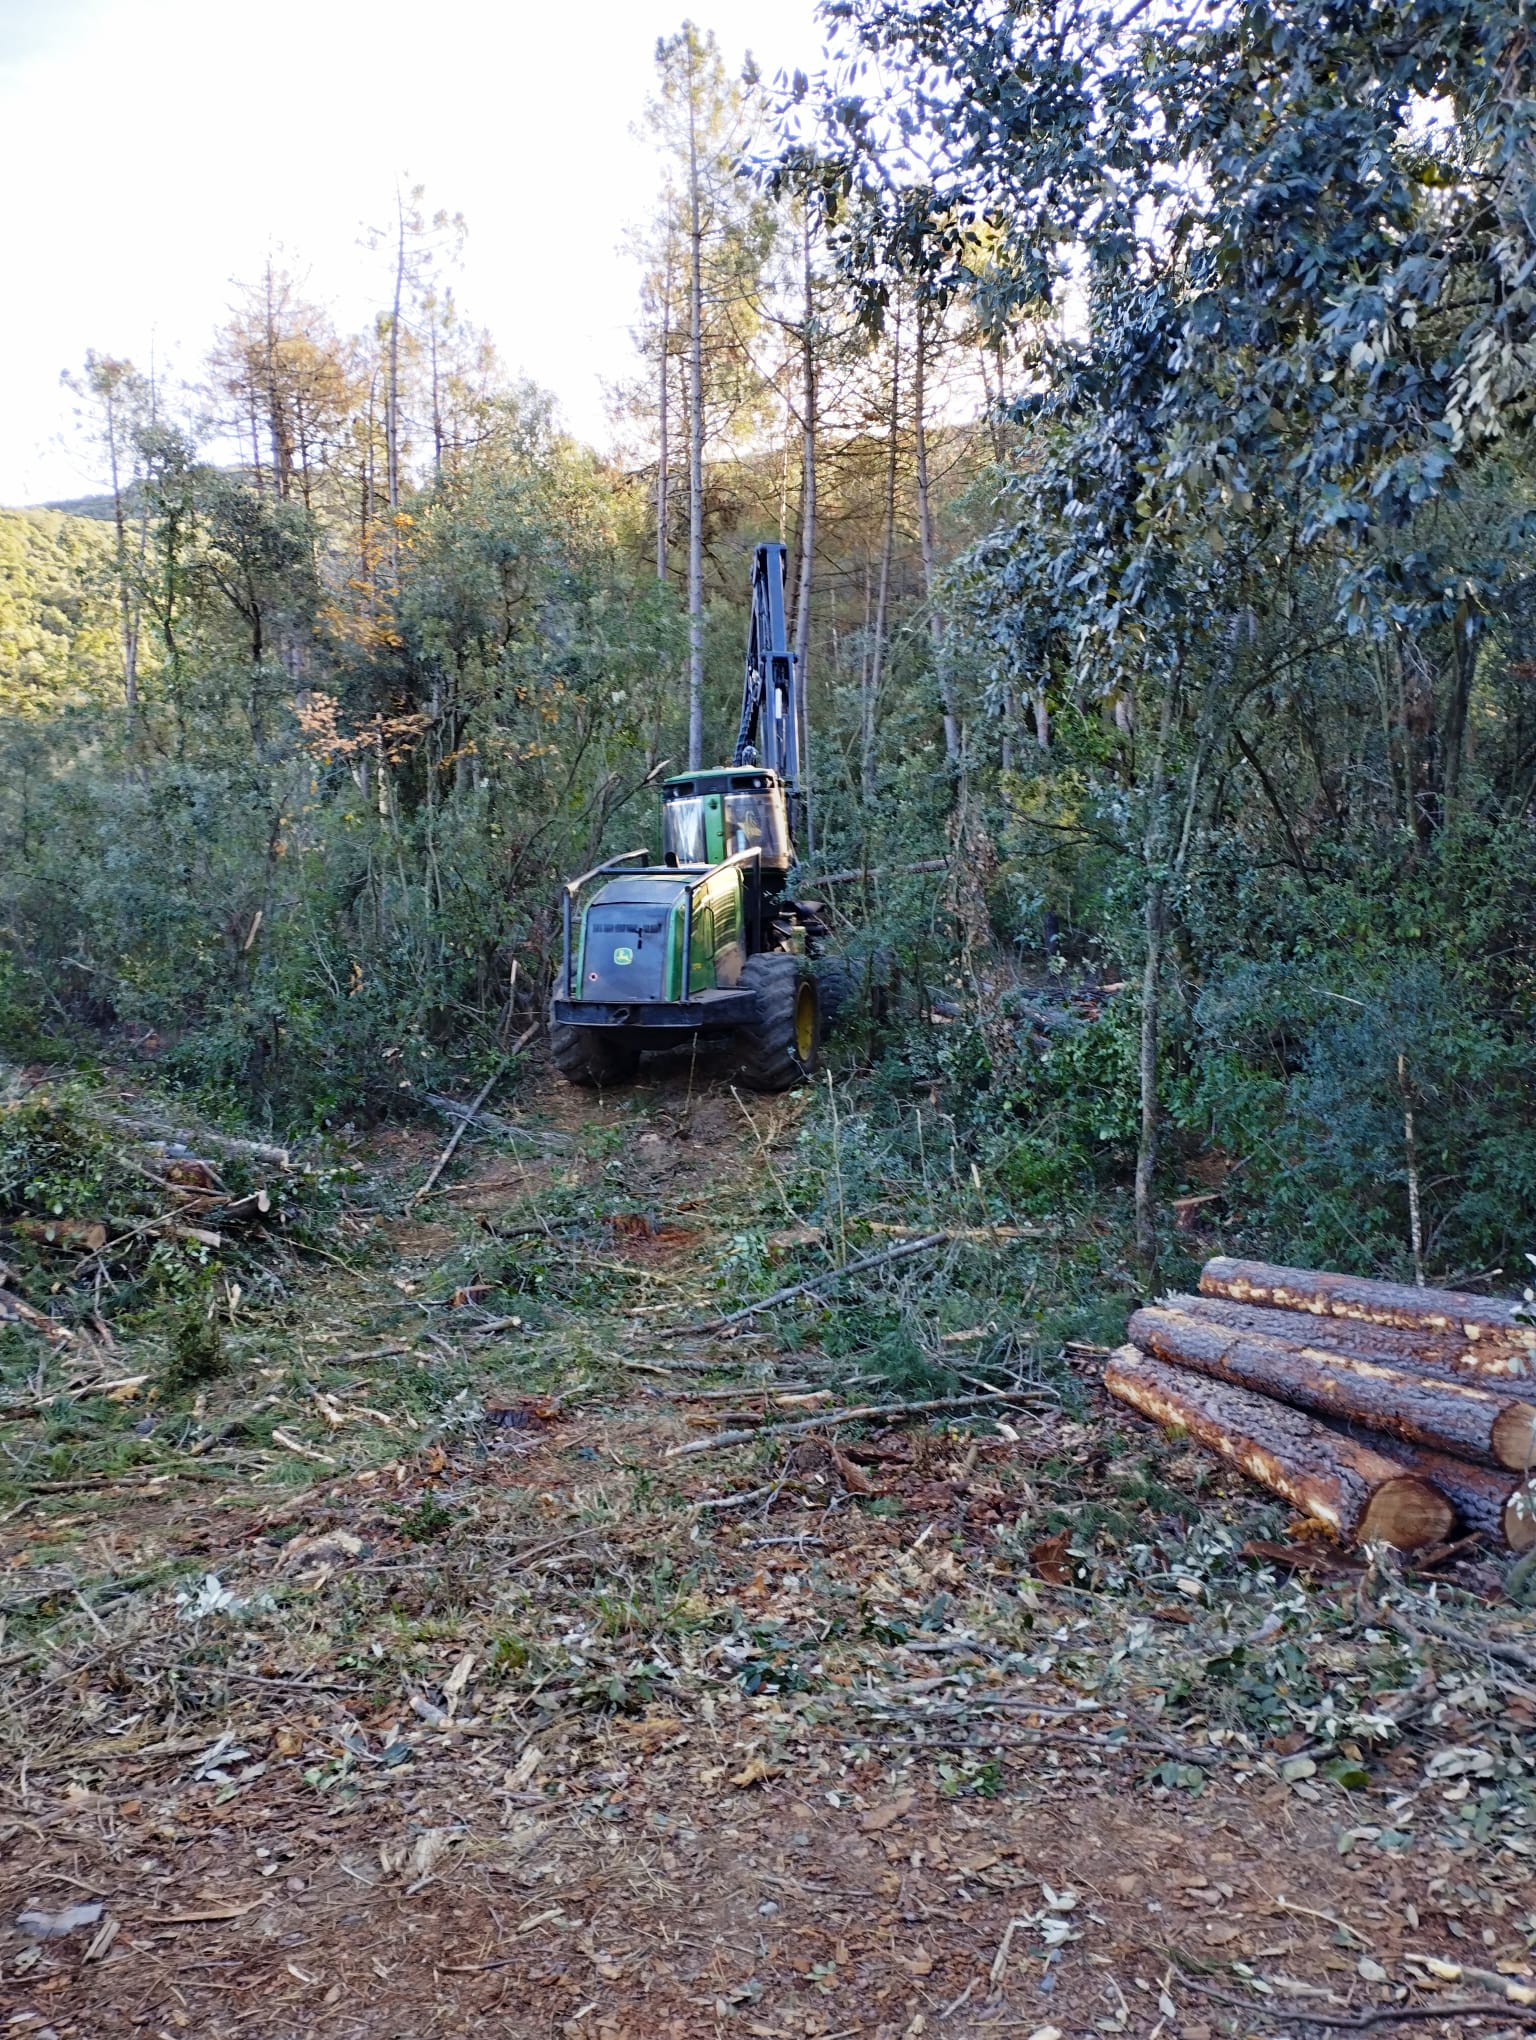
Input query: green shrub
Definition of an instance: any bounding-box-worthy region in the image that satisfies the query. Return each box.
[0,1091,114,1219]
[160,1309,227,1399]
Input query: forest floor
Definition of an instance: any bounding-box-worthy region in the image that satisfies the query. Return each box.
[2,1053,1535,2040]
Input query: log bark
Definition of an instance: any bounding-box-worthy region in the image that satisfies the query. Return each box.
[1167,1292,1474,1371]
[1199,1258,1536,1375]
[0,1286,67,1340]
[1130,1306,1536,1473]
[1324,1420,1536,1554]
[1103,1344,1453,1549]
[14,1218,109,1255]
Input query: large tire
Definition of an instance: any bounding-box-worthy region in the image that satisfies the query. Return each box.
[866,945,901,1024]
[814,956,854,1038]
[549,1014,642,1089]
[737,952,819,1092]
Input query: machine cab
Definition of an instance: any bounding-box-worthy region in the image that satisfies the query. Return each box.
[660,768,793,880]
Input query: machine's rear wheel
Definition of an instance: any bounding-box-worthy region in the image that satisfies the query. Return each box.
[549,1015,643,1088]
[736,952,818,1091]
[813,956,853,1037]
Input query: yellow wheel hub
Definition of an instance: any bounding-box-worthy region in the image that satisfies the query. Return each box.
[794,982,816,1060]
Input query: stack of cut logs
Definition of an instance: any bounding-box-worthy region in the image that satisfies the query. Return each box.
[1106,1258,1536,1553]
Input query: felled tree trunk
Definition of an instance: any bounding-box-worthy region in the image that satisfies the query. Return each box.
[1130,1306,1536,1473]
[14,1218,109,1255]
[1103,1344,1454,1549]
[1171,1292,1473,1372]
[1199,1259,1536,1376]
[1325,1422,1536,1554]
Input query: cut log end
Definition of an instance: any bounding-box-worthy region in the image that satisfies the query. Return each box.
[1502,1488,1536,1555]
[1358,1477,1455,1551]
[1490,1404,1536,1478]
[1131,1302,1532,1473]
[1103,1343,1450,1551]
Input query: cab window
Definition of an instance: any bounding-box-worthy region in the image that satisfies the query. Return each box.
[663,797,709,865]
[724,792,787,862]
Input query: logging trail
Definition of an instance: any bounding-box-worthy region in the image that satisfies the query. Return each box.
[2,1052,1535,2039]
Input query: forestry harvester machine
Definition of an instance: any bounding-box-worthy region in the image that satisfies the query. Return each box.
[549,541,841,1090]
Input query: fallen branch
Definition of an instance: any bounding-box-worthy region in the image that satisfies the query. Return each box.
[271,1427,339,1466]
[424,1091,573,1151]
[13,1217,109,1254]
[665,1386,1020,1458]
[414,1027,536,1205]
[853,1688,1217,1767]
[1165,1964,1534,2031]
[694,1483,781,1511]
[1378,1598,1536,1676]
[0,1374,147,1420]
[866,1220,1047,1241]
[0,1285,67,1341]
[662,1232,948,1338]
[98,1111,293,1170]
[816,859,948,885]
[1407,1956,1536,2007]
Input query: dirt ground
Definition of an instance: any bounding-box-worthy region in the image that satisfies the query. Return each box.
[2,1059,1534,2039]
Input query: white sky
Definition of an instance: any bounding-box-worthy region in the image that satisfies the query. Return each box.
[0,0,825,505]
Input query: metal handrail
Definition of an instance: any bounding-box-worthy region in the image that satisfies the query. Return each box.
[564,847,648,898]
[562,850,646,998]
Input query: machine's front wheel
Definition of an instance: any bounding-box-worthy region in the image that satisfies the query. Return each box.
[549,1016,643,1088]
[736,952,819,1092]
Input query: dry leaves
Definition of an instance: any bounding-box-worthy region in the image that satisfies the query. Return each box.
[860,1791,915,1831]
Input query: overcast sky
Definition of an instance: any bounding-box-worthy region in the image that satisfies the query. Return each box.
[0,0,825,505]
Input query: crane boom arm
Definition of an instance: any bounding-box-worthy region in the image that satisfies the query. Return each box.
[733,541,799,787]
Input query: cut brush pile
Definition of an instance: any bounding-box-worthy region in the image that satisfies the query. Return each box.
[1106,1256,1536,1553]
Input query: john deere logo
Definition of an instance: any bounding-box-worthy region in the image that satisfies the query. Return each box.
[613,946,634,966]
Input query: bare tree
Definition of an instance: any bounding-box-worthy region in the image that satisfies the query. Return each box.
[685,42,706,768]
[65,353,148,742]
[913,304,960,765]
[864,304,901,802]
[790,203,818,848]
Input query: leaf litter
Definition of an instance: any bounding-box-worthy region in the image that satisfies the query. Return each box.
[0,1063,1534,2035]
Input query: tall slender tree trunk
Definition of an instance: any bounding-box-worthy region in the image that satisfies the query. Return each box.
[983,341,1018,773]
[864,304,900,803]
[294,387,314,513]
[264,261,293,500]
[686,53,706,771]
[656,245,672,583]
[362,369,378,617]
[386,191,405,589]
[103,384,138,744]
[249,394,263,494]
[1135,677,1178,1277]
[1442,601,1475,813]
[914,307,960,765]
[977,344,1005,463]
[429,307,443,476]
[792,206,817,854]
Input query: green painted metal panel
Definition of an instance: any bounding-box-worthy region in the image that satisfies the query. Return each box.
[690,903,716,993]
[665,896,685,1000]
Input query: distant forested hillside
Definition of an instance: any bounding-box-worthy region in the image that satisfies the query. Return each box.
[0,509,120,714]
